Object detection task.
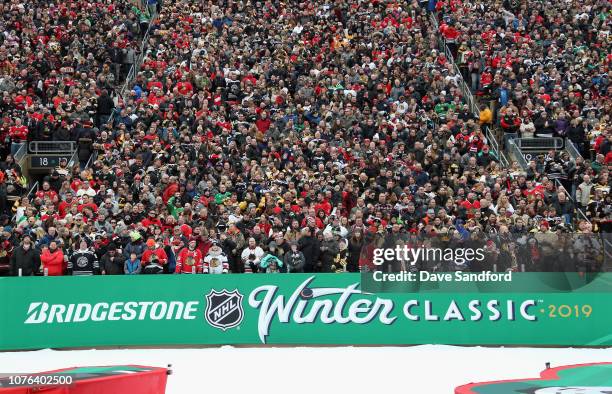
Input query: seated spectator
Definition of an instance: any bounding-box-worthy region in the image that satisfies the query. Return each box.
[124,252,142,275]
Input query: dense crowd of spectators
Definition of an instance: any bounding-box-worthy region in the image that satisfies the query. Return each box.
[0,0,152,158]
[436,0,611,233]
[0,0,609,277]
[437,0,610,160]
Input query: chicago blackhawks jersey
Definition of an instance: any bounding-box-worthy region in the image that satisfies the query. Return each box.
[204,251,229,274]
[176,248,203,274]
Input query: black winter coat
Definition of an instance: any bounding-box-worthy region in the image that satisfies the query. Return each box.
[10,246,41,276]
[96,94,115,116]
[101,252,124,275]
[318,240,339,272]
[298,235,320,272]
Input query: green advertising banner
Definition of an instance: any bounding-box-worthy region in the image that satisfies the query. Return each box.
[0,273,611,351]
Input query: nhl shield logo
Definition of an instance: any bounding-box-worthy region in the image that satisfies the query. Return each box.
[205,289,244,330]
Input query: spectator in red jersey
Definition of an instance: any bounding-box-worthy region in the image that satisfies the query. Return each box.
[8,118,28,154]
[141,238,167,274]
[500,108,521,148]
[141,210,163,230]
[175,238,203,274]
[35,182,59,205]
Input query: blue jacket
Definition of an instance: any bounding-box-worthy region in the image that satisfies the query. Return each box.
[124,259,141,274]
[123,241,145,260]
[499,88,509,106]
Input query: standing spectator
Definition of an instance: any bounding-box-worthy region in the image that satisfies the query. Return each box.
[330,239,350,273]
[500,109,521,147]
[347,231,365,272]
[75,122,96,169]
[141,238,167,274]
[259,254,284,273]
[241,237,264,273]
[123,231,145,261]
[298,227,320,273]
[101,243,124,275]
[68,239,100,276]
[520,116,536,139]
[8,118,28,155]
[40,240,64,276]
[554,113,569,138]
[284,242,305,273]
[176,238,203,274]
[203,242,228,274]
[122,43,137,83]
[573,226,603,273]
[479,105,493,126]
[10,235,40,276]
[567,118,587,157]
[96,90,115,128]
[553,192,575,225]
[318,231,339,272]
[534,112,555,137]
[576,175,594,210]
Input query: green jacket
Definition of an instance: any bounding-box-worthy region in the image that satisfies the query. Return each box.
[131,6,150,23]
[435,102,455,116]
[167,196,184,219]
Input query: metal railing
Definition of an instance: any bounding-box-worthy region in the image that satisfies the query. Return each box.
[26,181,39,201]
[565,138,582,161]
[506,136,593,228]
[430,14,479,116]
[13,143,27,162]
[423,11,592,234]
[118,13,157,100]
[67,150,79,168]
[553,178,590,225]
[29,141,76,154]
[508,135,591,227]
[507,139,528,170]
[604,238,612,269]
[11,3,159,225]
[484,125,509,167]
[84,150,98,169]
[430,12,508,168]
[91,12,158,169]
[513,137,564,151]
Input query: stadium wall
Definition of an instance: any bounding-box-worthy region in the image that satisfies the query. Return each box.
[0,274,610,350]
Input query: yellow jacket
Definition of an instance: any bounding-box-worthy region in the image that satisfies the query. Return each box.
[479,108,493,125]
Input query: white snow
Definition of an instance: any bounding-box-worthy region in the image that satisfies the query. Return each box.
[0,346,611,393]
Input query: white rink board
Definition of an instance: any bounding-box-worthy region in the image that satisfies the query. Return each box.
[0,346,611,393]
